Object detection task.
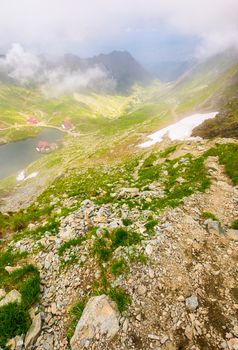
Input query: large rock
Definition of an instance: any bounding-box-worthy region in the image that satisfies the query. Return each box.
[0,289,21,307]
[70,295,120,349]
[118,188,139,198]
[227,338,238,350]
[24,313,42,349]
[205,219,224,235]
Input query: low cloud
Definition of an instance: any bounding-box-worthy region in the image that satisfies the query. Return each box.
[0,44,116,97]
[0,1,238,60]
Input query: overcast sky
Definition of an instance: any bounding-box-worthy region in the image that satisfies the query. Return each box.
[0,0,238,64]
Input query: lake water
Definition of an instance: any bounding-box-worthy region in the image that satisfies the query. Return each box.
[0,128,64,180]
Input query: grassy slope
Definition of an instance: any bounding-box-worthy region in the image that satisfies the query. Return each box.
[0,52,238,200]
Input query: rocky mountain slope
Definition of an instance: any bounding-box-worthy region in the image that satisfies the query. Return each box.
[59,51,153,92]
[1,138,238,350]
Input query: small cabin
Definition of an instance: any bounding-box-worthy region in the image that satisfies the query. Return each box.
[36,140,50,152]
[62,118,73,130]
[26,117,38,125]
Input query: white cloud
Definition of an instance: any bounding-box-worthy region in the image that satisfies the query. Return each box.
[0,1,238,58]
[0,44,116,97]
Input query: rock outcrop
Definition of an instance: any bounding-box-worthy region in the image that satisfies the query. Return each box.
[0,289,21,307]
[70,295,120,349]
[24,313,42,349]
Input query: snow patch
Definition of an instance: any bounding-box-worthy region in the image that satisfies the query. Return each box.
[16,171,38,181]
[138,112,218,148]
[16,170,25,181]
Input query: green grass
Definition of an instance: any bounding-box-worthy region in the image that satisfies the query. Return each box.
[0,303,30,349]
[136,153,211,211]
[1,264,40,308]
[0,249,40,348]
[0,249,27,276]
[90,227,141,312]
[122,218,133,226]
[0,205,54,236]
[92,227,141,264]
[205,143,238,185]
[67,299,87,339]
[144,219,158,232]
[159,145,177,158]
[58,237,87,256]
[231,219,238,229]
[109,287,131,313]
[137,253,148,264]
[110,259,129,276]
[201,211,219,221]
[13,217,60,242]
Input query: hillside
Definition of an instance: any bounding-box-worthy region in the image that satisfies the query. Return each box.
[88,51,153,92]
[1,139,238,350]
[192,65,238,139]
[192,98,238,138]
[1,50,238,350]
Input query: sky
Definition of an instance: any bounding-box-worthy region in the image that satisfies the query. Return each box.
[0,0,238,65]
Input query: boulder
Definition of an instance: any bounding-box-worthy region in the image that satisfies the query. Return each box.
[70,295,120,349]
[24,313,42,349]
[0,289,21,307]
[227,338,238,350]
[118,188,139,198]
[205,219,224,235]
[5,266,21,273]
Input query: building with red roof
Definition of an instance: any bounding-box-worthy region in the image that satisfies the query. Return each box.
[36,140,50,152]
[26,117,38,125]
[62,118,73,130]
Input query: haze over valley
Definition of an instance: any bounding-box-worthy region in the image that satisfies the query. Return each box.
[0,1,238,350]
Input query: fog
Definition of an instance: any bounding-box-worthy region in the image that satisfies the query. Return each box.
[0,0,238,61]
[0,44,115,97]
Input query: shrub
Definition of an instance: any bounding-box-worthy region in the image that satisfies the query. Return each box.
[109,288,131,313]
[231,219,238,229]
[144,219,158,232]
[122,218,133,226]
[67,299,87,339]
[201,211,219,221]
[0,303,30,349]
[58,236,86,256]
[159,145,177,158]
[110,259,128,276]
[111,228,141,249]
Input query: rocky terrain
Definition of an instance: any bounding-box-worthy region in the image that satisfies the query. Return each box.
[0,137,238,350]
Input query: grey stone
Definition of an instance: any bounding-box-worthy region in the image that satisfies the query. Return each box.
[185,295,199,311]
[15,335,24,350]
[70,295,119,349]
[205,219,224,235]
[0,289,21,307]
[25,313,42,349]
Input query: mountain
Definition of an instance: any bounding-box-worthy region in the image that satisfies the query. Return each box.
[2,48,238,350]
[88,51,153,91]
[62,50,153,92]
[0,50,153,93]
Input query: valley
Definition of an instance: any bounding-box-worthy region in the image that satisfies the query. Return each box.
[0,48,238,350]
